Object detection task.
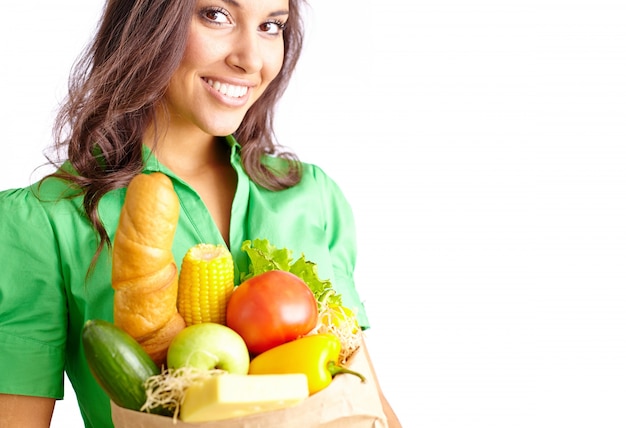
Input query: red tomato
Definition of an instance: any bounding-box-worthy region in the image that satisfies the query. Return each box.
[226,270,318,355]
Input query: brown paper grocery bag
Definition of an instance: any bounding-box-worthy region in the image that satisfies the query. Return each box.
[110,348,388,428]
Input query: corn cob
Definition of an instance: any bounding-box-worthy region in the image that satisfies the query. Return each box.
[177,244,234,326]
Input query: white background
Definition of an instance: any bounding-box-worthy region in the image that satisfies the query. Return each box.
[1,1,625,427]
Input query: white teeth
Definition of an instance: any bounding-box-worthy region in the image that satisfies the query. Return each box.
[206,79,248,98]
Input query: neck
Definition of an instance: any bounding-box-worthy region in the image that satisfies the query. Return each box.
[143,120,229,177]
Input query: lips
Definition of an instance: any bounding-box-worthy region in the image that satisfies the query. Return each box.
[203,78,249,98]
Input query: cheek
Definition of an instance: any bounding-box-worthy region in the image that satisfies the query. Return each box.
[180,21,226,72]
[263,48,285,84]
[182,34,218,68]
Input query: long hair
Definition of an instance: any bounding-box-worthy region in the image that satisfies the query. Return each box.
[48,0,306,262]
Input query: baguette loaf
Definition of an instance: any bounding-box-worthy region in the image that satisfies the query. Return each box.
[112,172,186,366]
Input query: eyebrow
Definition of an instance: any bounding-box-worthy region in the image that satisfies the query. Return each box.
[219,0,289,18]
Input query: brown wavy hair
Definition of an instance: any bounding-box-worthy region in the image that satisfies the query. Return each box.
[48,0,306,261]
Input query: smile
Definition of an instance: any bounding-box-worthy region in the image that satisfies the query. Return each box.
[203,78,249,98]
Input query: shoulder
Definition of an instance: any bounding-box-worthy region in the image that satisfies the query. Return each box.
[261,154,341,187]
[257,153,345,194]
[0,173,84,230]
[296,161,348,198]
[300,162,354,212]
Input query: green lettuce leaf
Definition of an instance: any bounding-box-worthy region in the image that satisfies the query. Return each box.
[240,238,342,305]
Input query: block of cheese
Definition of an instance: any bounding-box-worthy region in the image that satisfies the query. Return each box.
[179,373,309,423]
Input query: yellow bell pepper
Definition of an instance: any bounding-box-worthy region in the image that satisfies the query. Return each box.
[248,333,366,395]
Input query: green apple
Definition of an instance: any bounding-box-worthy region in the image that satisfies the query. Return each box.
[167,323,250,374]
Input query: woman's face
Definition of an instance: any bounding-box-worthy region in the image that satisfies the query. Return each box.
[164,0,289,138]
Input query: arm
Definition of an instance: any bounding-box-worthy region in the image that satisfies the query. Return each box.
[361,340,403,428]
[0,394,55,428]
[0,189,66,427]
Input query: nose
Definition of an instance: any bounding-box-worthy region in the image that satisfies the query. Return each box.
[226,28,264,74]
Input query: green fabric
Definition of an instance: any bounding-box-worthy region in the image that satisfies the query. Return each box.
[0,136,368,428]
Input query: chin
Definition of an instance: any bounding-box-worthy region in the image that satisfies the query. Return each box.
[202,115,248,139]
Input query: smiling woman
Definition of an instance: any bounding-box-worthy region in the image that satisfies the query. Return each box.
[0,1,401,427]
[161,1,288,139]
[10,1,624,428]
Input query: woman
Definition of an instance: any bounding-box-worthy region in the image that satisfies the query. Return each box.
[0,0,400,427]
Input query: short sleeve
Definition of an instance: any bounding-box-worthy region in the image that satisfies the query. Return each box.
[311,166,371,329]
[0,187,67,398]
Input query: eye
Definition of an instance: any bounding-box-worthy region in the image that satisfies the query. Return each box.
[259,20,286,36]
[201,7,231,25]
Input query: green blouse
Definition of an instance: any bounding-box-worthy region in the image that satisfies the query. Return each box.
[0,136,368,428]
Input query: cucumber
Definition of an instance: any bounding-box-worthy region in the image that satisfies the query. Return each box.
[82,319,160,412]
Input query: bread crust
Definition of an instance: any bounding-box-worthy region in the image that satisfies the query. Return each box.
[112,172,186,366]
